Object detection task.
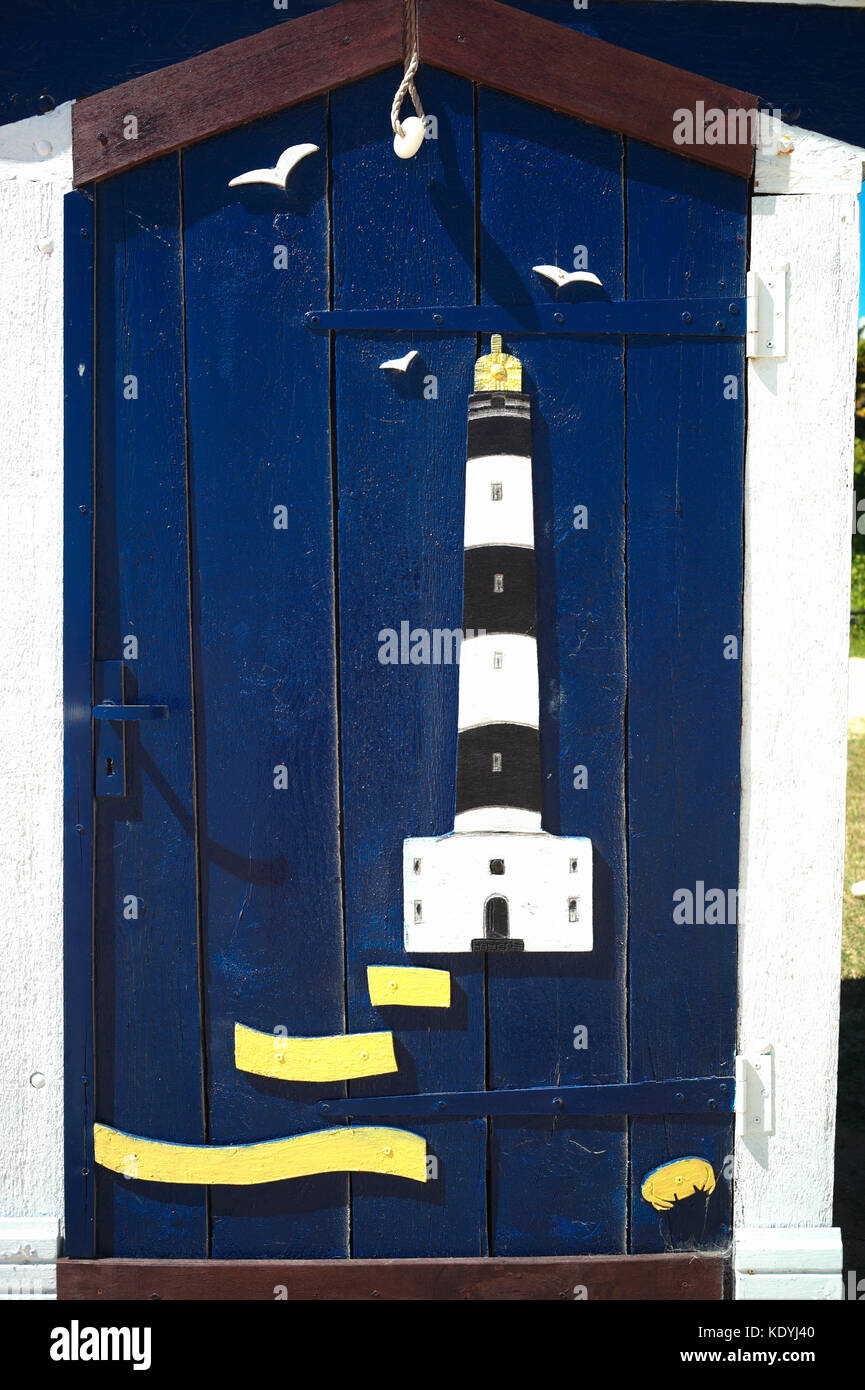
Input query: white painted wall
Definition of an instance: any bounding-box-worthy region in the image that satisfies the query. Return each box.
[0,104,72,1293]
[735,123,863,1298]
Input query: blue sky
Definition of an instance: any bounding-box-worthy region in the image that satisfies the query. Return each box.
[861,188,865,321]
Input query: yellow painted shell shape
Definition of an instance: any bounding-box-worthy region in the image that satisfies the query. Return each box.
[640,1157,716,1211]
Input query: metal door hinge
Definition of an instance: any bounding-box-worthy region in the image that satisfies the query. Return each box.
[746,268,788,359]
[735,1045,775,1136]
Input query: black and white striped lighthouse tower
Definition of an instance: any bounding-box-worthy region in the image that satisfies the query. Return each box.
[404,336,593,954]
[455,337,541,837]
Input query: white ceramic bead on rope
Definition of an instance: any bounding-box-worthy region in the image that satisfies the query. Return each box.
[393,116,425,160]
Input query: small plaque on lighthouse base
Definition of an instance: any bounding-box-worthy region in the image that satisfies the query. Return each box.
[402,336,593,955]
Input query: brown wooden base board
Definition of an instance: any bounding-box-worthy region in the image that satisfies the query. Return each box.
[58,1253,725,1301]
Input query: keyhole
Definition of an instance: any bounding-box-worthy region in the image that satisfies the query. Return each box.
[105,756,114,777]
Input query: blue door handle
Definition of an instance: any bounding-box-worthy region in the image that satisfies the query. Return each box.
[92,702,169,721]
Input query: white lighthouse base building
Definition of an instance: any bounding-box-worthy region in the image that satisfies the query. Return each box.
[403,828,593,954]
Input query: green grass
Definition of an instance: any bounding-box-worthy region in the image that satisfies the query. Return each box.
[845,731,865,977]
[840,728,865,1131]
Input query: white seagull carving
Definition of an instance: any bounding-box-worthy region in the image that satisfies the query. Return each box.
[228,143,320,189]
[379,350,420,373]
[533,265,604,289]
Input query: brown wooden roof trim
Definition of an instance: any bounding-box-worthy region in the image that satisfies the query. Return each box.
[420,0,756,179]
[71,0,402,186]
[72,0,757,187]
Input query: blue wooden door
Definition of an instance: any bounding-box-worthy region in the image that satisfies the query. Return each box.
[67,67,745,1260]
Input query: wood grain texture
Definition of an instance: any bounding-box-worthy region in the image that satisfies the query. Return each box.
[181,102,347,1259]
[331,69,487,1257]
[417,0,757,177]
[58,1253,725,1300]
[75,69,752,1265]
[92,158,207,1258]
[72,0,402,186]
[477,92,628,1256]
[625,141,746,1254]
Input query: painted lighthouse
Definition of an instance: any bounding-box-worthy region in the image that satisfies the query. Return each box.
[404,336,593,953]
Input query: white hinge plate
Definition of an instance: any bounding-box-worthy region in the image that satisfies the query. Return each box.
[746,267,788,359]
[735,1045,775,1136]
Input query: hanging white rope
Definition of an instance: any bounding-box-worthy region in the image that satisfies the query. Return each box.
[391,0,425,158]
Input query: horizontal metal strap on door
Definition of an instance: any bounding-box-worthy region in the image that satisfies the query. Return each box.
[92,703,169,721]
[303,300,746,337]
[315,1077,733,1119]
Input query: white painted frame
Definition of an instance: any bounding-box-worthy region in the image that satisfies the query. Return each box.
[736,121,863,1301]
[0,101,72,1301]
[0,101,861,1299]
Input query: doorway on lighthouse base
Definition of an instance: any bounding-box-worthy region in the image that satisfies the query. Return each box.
[481,895,513,947]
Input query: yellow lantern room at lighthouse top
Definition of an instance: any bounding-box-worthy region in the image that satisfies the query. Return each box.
[474,334,523,392]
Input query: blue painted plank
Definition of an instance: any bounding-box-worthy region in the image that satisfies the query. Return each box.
[625,141,746,1254]
[182,102,348,1258]
[63,188,96,1258]
[477,90,628,1256]
[331,69,488,1257]
[92,157,206,1256]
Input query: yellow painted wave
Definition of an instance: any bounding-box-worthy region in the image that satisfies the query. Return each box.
[234,1022,397,1081]
[94,1123,428,1186]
